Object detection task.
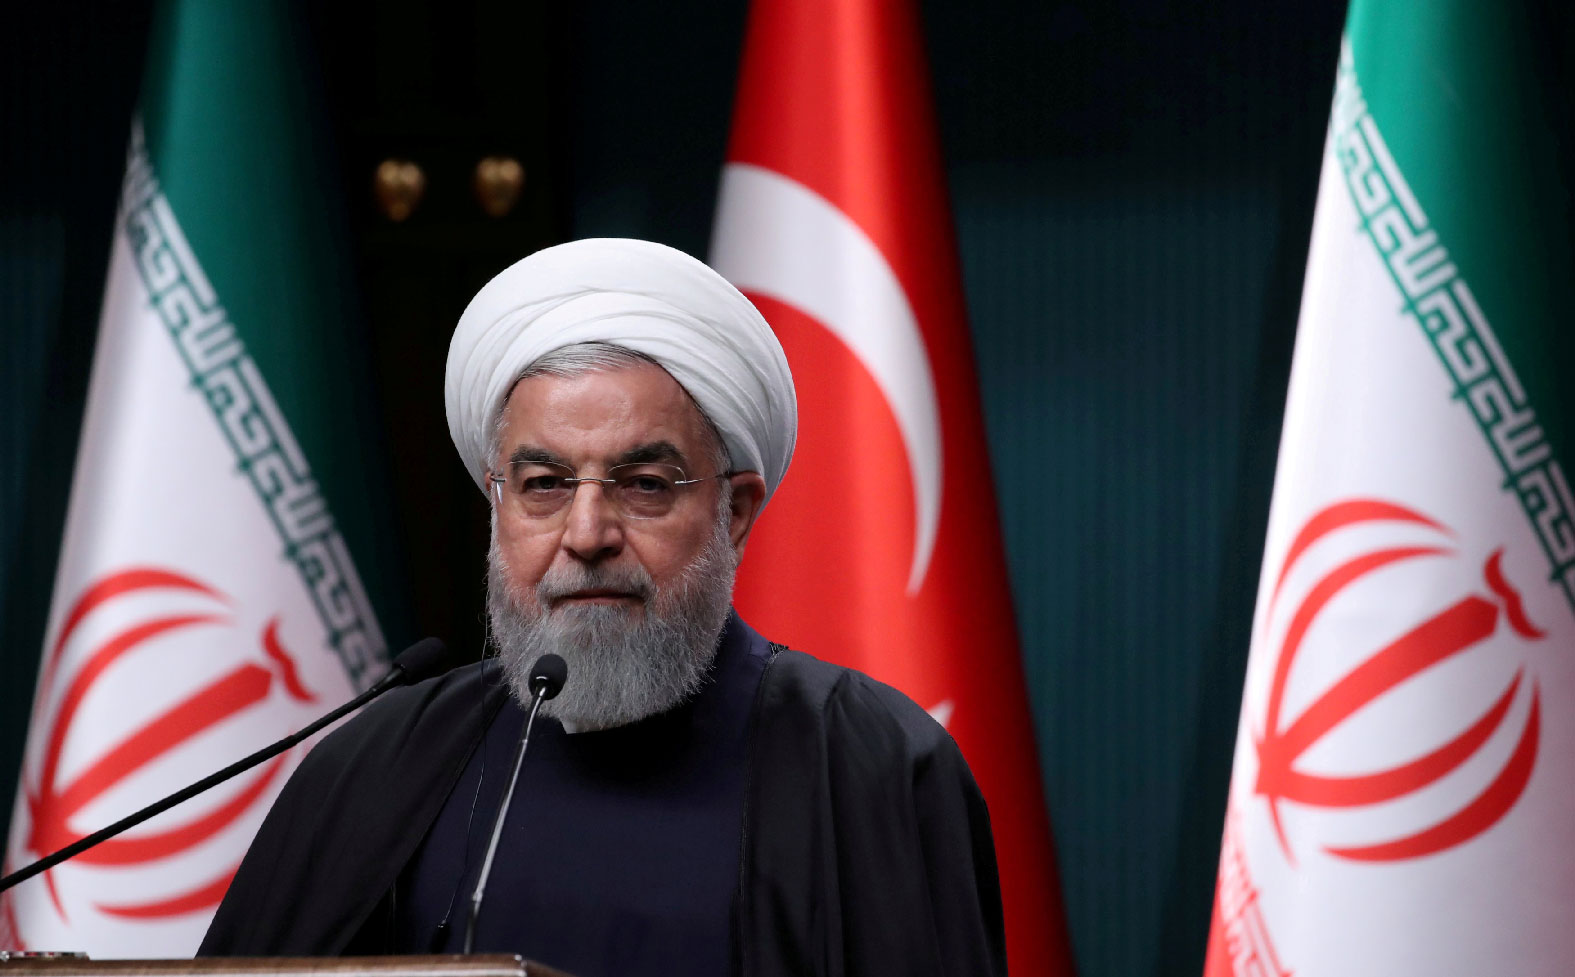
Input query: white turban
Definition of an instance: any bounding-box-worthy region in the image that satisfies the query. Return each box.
[445,238,797,505]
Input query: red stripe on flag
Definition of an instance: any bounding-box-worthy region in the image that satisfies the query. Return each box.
[33,568,227,727]
[51,664,273,829]
[1327,687,1540,862]
[79,754,289,867]
[30,613,228,830]
[95,865,239,920]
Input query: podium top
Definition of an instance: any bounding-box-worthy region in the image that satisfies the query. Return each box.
[0,955,571,977]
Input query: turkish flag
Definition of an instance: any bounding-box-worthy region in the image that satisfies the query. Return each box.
[709,1,1075,973]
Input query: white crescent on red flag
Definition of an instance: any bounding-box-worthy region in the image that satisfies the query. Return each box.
[709,1,1075,973]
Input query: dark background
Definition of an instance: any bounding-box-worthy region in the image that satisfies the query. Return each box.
[0,2,1355,975]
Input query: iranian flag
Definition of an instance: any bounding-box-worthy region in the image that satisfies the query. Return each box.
[710,0,1074,973]
[1205,3,1575,975]
[0,1,392,956]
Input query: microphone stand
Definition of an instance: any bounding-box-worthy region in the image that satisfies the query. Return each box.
[462,654,566,953]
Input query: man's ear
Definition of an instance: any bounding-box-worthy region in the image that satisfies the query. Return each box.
[726,472,769,554]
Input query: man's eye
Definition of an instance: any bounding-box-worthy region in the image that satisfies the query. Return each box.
[521,475,566,493]
[625,475,672,494]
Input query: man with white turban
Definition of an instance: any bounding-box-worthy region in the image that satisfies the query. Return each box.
[202,240,1005,977]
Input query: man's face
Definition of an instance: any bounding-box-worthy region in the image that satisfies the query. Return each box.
[485,361,766,729]
[491,361,754,609]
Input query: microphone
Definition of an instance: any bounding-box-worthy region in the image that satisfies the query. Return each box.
[379,637,453,690]
[462,653,567,953]
[0,637,451,895]
[528,653,568,702]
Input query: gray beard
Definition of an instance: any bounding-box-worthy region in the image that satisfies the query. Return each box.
[486,518,737,731]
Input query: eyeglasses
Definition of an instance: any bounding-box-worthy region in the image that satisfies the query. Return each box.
[487,461,728,521]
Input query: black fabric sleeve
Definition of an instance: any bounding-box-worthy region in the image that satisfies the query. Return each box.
[740,650,1007,977]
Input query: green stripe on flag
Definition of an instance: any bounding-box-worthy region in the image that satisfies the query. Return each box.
[1333,46,1575,609]
[1344,1,1575,498]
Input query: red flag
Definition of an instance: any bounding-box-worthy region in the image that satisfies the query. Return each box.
[709,1,1074,972]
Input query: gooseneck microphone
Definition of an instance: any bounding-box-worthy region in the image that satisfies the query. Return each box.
[462,653,567,953]
[0,637,451,895]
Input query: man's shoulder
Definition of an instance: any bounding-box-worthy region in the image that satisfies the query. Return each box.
[739,644,1004,977]
[758,646,955,762]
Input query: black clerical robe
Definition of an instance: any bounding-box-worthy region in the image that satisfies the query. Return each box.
[200,615,1006,977]
[393,612,769,976]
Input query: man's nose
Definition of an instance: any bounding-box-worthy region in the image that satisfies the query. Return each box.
[559,480,624,561]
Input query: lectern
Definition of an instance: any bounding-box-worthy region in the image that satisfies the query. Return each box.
[0,956,572,977]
